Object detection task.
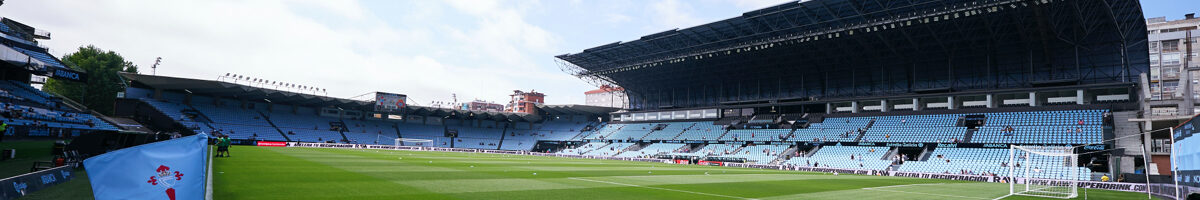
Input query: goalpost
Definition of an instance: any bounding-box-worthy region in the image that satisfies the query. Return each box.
[1009,145,1080,199]
[395,138,435,147]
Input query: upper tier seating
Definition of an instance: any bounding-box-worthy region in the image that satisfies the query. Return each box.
[789,117,871,142]
[785,146,890,170]
[715,144,789,163]
[264,111,344,143]
[722,129,791,141]
[668,143,740,157]
[971,110,1106,144]
[640,122,692,140]
[675,123,725,141]
[558,142,606,155]
[616,143,685,158]
[584,142,635,156]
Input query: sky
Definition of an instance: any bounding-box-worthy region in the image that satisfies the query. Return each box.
[0,0,1195,107]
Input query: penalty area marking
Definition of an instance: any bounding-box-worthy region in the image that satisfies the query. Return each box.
[567,177,756,200]
[861,183,991,200]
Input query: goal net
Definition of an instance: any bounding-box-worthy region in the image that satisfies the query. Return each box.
[1008,146,1079,199]
[395,138,435,147]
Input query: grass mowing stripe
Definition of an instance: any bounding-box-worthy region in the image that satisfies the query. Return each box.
[863,187,992,200]
[214,146,452,199]
[567,177,756,200]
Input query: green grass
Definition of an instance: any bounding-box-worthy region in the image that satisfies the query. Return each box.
[0,140,59,178]
[207,146,1152,200]
[18,170,92,200]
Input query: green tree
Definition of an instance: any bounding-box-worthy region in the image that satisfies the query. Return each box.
[43,45,138,115]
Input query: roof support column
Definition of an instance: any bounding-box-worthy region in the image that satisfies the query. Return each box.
[1029,92,1040,107]
[880,100,890,112]
[912,98,923,111]
[851,101,860,113]
[986,94,997,108]
[1076,89,1088,105]
[826,103,832,114]
[947,96,958,110]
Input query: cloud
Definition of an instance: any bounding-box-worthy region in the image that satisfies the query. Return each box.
[648,0,705,29]
[725,0,795,10]
[0,0,586,106]
[603,13,632,24]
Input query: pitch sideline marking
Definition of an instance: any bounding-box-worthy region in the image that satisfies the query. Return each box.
[567,177,757,200]
[860,183,945,190]
[861,183,991,200]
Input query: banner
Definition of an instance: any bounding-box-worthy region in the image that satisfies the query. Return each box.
[1176,114,1200,188]
[0,165,75,199]
[84,134,208,200]
[255,141,286,147]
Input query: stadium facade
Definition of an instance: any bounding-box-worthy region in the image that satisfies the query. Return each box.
[557,0,1160,185]
[558,0,1148,112]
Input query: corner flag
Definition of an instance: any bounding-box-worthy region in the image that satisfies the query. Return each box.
[84,134,209,200]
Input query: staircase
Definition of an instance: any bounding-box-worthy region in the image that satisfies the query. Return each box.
[184,104,218,131]
[769,146,799,165]
[729,145,747,155]
[852,131,866,142]
[853,118,876,142]
[804,146,821,157]
[667,123,698,140]
[256,111,292,141]
[579,143,612,155]
[962,129,977,143]
[715,130,732,141]
[686,144,707,153]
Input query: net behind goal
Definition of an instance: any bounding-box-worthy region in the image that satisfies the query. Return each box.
[395,138,435,147]
[1008,146,1080,199]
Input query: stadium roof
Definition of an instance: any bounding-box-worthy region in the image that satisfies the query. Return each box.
[537,104,620,116]
[121,73,614,122]
[0,17,81,81]
[558,0,1149,111]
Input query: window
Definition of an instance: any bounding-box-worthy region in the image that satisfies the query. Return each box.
[1163,40,1180,52]
[1151,139,1172,153]
[1163,53,1182,65]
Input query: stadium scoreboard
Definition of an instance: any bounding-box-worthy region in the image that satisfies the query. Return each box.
[374,92,407,112]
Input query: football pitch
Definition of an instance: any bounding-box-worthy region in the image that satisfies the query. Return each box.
[212,146,1150,200]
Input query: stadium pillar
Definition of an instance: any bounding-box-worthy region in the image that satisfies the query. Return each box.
[826,103,832,114]
[851,101,860,113]
[912,98,922,111]
[1076,90,1087,105]
[880,100,890,112]
[1028,92,1040,107]
[947,96,958,110]
[985,94,996,108]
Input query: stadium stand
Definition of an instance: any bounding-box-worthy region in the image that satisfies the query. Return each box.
[584,142,634,157]
[898,147,1091,180]
[714,144,789,163]
[639,122,691,140]
[722,129,791,141]
[674,123,725,141]
[616,143,685,158]
[668,143,740,157]
[789,117,871,142]
[785,146,891,170]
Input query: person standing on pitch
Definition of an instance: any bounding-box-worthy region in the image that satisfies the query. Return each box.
[217,135,231,157]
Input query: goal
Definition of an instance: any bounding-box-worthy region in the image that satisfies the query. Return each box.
[395,138,435,147]
[1008,146,1080,199]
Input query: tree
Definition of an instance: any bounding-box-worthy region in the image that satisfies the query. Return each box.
[43,45,138,115]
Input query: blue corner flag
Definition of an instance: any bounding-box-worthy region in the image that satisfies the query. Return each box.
[84,134,209,200]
